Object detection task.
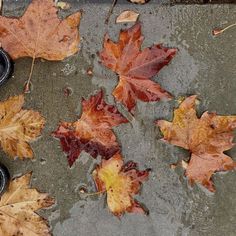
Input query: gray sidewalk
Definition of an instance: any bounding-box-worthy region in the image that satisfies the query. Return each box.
[0,2,235,236]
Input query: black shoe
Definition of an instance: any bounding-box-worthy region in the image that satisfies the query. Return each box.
[0,48,13,86]
[0,163,10,195]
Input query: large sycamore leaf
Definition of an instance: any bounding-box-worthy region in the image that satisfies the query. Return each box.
[99,22,177,113]
[0,95,45,159]
[53,91,128,167]
[0,0,81,60]
[92,153,150,216]
[0,173,54,236]
[156,96,236,192]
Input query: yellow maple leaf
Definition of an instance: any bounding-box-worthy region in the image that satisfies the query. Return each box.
[0,173,54,236]
[0,95,45,159]
[92,153,150,216]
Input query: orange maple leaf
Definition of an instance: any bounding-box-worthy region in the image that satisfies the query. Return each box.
[92,153,150,216]
[99,22,177,113]
[156,96,236,192]
[0,0,81,91]
[53,91,128,167]
[0,0,81,60]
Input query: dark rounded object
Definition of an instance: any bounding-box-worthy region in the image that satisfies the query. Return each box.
[0,163,10,195]
[0,48,13,86]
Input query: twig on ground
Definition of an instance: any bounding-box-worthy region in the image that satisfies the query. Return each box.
[105,0,117,24]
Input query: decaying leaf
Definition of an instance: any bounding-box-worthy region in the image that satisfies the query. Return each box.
[0,0,81,60]
[156,96,236,192]
[116,10,139,23]
[53,91,128,167]
[92,153,150,216]
[0,173,54,236]
[0,95,45,159]
[99,22,177,113]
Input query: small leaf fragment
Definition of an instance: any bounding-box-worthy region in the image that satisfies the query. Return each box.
[156,96,236,192]
[181,160,188,169]
[92,153,150,216]
[0,95,45,159]
[53,91,128,167]
[0,173,54,236]
[116,10,139,23]
[56,1,71,10]
[128,0,149,4]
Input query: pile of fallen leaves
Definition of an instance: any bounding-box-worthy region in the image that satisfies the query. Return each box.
[0,0,235,235]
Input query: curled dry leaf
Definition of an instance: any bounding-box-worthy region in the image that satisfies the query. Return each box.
[0,173,54,236]
[53,91,128,167]
[116,10,139,23]
[156,96,236,192]
[0,0,81,60]
[99,22,177,113]
[92,153,150,216]
[0,95,45,159]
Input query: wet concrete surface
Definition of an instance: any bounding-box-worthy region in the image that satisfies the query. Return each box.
[0,1,236,236]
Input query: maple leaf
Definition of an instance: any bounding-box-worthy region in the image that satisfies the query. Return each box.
[0,0,81,60]
[53,91,128,167]
[156,96,236,192]
[0,0,81,91]
[92,153,150,216]
[0,95,45,159]
[0,173,54,236]
[99,22,177,113]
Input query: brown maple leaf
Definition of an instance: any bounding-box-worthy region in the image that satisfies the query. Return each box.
[92,153,150,216]
[0,173,54,236]
[99,22,177,113]
[0,95,45,159]
[156,96,236,192]
[53,91,128,167]
[0,0,81,91]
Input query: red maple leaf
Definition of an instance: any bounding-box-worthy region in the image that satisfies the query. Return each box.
[53,91,128,166]
[99,22,177,113]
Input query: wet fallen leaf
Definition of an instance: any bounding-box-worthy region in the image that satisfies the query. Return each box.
[0,95,45,159]
[0,0,81,91]
[0,0,80,60]
[53,91,128,167]
[116,10,139,23]
[92,153,150,216]
[156,96,236,192]
[0,173,54,236]
[99,22,177,113]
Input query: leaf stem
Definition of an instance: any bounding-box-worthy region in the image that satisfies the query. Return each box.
[24,56,36,93]
[212,22,236,36]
